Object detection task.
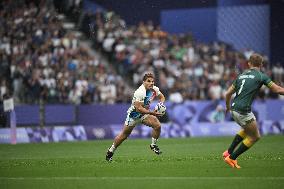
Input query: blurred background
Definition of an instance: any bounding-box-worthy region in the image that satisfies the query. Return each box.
[0,0,283,143]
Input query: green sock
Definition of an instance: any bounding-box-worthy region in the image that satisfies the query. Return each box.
[228,134,244,154]
[230,142,249,160]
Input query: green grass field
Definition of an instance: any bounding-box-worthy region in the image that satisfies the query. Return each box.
[0,135,284,189]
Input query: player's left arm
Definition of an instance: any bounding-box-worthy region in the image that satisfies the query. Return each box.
[157,92,165,104]
[225,85,236,113]
[268,82,284,95]
[153,86,165,104]
[262,73,284,95]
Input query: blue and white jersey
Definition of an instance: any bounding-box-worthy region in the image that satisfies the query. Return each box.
[127,84,161,119]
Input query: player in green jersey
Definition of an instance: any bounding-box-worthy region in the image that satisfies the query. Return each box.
[223,53,284,168]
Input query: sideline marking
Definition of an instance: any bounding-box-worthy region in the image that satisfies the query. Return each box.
[1,177,284,180]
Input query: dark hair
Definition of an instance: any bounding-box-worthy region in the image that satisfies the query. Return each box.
[249,53,263,67]
[143,73,154,81]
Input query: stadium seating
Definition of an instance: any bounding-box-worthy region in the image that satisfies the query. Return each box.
[80,9,284,101]
[0,0,132,104]
[1,1,283,105]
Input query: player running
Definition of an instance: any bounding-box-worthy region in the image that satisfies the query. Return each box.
[223,53,284,168]
[106,73,165,161]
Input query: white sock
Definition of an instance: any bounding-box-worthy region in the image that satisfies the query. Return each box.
[151,137,158,146]
[109,144,116,152]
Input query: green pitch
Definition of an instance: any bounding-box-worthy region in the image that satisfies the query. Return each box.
[0,135,284,189]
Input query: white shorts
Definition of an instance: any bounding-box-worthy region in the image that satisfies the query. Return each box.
[124,114,149,127]
[231,110,256,128]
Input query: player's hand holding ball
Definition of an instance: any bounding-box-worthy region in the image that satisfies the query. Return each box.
[154,102,166,117]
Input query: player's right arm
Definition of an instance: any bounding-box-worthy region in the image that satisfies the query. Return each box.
[134,101,163,117]
[225,85,236,114]
[268,82,284,95]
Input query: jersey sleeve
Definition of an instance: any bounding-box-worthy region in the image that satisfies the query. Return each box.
[261,73,273,87]
[232,79,237,89]
[153,86,161,97]
[133,90,145,103]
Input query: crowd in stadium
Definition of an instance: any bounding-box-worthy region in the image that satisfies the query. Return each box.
[1,0,284,105]
[0,0,130,105]
[83,10,284,103]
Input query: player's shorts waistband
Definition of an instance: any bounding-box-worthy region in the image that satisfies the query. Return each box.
[231,109,251,115]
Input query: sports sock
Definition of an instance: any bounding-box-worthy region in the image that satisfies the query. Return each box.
[228,130,246,154]
[230,138,253,160]
[151,137,158,146]
[108,144,116,152]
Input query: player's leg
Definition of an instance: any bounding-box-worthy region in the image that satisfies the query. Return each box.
[142,115,162,154]
[106,114,139,161]
[112,124,135,149]
[230,119,260,160]
[225,112,259,168]
[224,111,257,168]
[106,124,135,161]
[223,111,247,159]
[223,129,246,158]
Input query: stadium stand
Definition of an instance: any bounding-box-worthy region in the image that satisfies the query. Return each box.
[1,0,283,105]
[79,9,284,101]
[0,0,132,105]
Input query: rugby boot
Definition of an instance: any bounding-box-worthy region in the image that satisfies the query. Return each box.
[224,156,241,169]
[150,144,162,155]
[106,150,114,162]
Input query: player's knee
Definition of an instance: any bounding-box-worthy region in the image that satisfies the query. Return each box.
[153,122,161,131]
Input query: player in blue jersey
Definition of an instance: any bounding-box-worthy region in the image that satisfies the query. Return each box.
[223,53,284,168]
[106,73,165,161]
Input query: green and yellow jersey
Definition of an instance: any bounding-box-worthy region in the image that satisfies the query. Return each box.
[231,68,273,114]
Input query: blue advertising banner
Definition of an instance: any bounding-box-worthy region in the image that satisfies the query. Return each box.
[13,100,284,126]
[3,99,283,143]
[0,128,29,144]
[0,126,87,143]
[0,120,283,143]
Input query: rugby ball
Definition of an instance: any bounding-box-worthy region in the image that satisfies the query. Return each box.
[154,103,166,115]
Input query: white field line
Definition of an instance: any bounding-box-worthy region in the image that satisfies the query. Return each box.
[0,177,284,180]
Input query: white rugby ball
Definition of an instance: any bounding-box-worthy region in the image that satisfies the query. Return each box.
[154,103,166,115]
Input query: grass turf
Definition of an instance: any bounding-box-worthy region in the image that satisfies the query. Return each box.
[0,135,283,189]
